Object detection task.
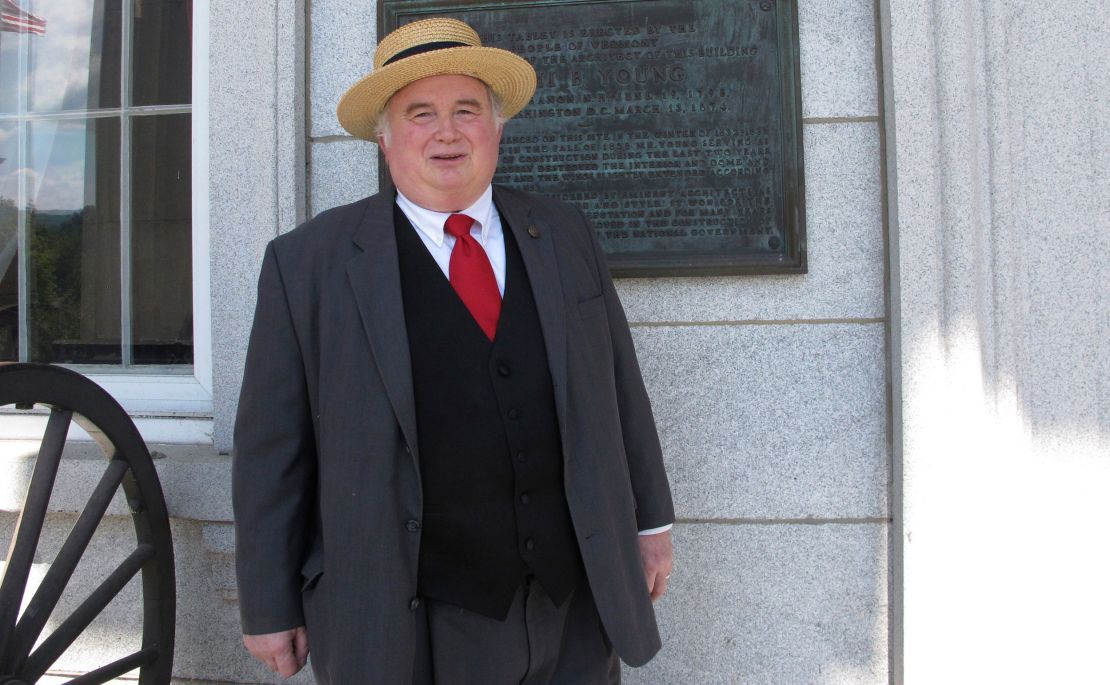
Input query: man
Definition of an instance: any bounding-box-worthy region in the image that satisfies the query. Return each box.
[233,17,674,684]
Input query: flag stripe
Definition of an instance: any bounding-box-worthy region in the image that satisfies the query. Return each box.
[1,17,47,30]
[0,0,46,36]
[1,13,45,24]
[1,9,45,24]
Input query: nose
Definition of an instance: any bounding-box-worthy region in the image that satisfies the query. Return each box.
[435,116,459,142]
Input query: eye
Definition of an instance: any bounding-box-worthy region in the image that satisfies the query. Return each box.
[410,111,434,122]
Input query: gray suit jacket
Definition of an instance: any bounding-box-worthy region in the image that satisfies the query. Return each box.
[233,185,674,683]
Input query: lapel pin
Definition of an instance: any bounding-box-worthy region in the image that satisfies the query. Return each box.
[528,225,541,238]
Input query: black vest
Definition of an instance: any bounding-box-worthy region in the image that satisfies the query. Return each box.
[394,205,582,620]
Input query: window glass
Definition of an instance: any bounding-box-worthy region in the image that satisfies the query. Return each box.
[0,0,191,369]
[131,113,190,364]
[132,0,192,106]
[0,0,123,114]
[0,122,19,360]
[27,118,122,363]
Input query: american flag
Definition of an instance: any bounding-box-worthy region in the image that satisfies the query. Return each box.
[0,0,46,36]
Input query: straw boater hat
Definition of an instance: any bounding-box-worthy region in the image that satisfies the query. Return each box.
[337,17,537,141]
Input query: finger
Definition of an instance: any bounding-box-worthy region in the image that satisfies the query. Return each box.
[651,572,668,601]
[644,562,658,594]
[294,628,310,668]
[274,647,301,678]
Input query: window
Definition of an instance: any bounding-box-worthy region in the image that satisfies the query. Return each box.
[0,0,210,429]
[0,0,194,370]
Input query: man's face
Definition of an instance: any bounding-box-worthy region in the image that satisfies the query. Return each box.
[378,74,503,212]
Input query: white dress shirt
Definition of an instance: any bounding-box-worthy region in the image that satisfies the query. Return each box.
[396,187,506,296]
[395,187,671,538]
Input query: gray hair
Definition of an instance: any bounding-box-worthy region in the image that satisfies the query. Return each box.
[376,83,505,143]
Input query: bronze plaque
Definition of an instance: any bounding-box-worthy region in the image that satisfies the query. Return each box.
[381,0,806,276]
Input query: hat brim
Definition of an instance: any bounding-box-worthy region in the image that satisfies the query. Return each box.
[337,46,537,141]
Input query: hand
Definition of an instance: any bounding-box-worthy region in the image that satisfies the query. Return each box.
[243,626,309,678]
[638,530,673,602]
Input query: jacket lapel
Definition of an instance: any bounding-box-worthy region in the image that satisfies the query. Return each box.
[494,187,569,432]
[346,191,419,457]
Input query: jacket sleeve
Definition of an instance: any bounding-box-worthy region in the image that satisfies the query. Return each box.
[232,241,317,635]
[578,206,676,532]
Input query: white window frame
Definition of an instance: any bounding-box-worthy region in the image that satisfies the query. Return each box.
[1,0,213,444]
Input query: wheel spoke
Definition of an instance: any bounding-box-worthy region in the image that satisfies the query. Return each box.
[61,646,159,685]
[0,407,73,670]
[20,543,155,683]
[6,459,130,671]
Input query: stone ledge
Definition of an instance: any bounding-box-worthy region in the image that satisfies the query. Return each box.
[1,441,233,523]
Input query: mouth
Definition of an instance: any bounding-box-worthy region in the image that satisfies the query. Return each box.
[431,152,467,162]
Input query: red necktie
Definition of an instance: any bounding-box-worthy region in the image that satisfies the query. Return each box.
[444,213,501,340]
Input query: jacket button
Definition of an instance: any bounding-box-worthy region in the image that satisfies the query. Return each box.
[410,597,420,611]
[508,408,520,420]
[406,520,420,532]
[519,493,531,505]
[516,451,527,463]
[525,538,535,551]
[497,363,511,377]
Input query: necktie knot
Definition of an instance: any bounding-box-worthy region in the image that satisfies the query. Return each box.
[444,213,475,239]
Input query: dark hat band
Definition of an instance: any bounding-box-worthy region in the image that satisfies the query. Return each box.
[384,40,469,66]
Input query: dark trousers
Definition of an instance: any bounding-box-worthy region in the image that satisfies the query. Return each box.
[412,578,620,685]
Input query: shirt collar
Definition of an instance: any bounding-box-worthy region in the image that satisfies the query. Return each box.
[395,186,495,247]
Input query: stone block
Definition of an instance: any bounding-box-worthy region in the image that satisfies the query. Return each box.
[633,323,887,519]
[208,0,295,450]
[0,513,150,680]
[310,139,380,217]
[0,514,310,684]
[0,442,233,523]
[170,519,315,684]
[310,0,377,138]
[624,522,888,684]
[616,122,884,323]
[798,0,878,118]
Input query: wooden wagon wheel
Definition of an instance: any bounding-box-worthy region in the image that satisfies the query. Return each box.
[0,363,175,685]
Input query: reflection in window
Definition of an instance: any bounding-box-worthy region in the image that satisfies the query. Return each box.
[26,119,122,363]
[0,0,192,368]
[132,114,191,364]
[0,0,122,113]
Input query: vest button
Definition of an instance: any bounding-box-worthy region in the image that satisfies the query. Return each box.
[508,408,520,420]
[410,597,421,611]
[497,363,511,377]
[525,538,536,551]
[519,493,531,505]
[406,520,421,532]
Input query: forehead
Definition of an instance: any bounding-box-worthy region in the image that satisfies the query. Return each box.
[387,74,491,110]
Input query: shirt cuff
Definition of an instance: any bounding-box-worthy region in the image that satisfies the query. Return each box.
[637,524,673,536]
